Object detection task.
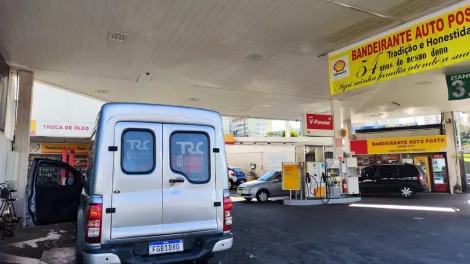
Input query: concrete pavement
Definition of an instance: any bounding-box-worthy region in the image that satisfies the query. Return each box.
[1,194,469,263]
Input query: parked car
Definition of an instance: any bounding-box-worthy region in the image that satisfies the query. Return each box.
[228,167,246,189]
[24,103,233,264]
[360,164,427,198]
[237,171,289,202]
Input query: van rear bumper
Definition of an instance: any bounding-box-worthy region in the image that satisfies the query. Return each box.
[82,233,233,264]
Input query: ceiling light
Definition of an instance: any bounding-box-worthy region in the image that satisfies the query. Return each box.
[371,113,385,117]
[415,81,432,86]
[95,89,109,94]
[108,31,128,43]
[245,53,264,61]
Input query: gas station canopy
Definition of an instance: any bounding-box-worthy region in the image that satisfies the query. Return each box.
[1,0,469,122]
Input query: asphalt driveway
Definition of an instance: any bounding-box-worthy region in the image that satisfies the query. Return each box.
[1,194,469,264]
[213,193,470,264]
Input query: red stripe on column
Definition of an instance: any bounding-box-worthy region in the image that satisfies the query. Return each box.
[350,140,368,155]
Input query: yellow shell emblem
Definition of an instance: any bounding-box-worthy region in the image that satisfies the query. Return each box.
[333,60,346,72]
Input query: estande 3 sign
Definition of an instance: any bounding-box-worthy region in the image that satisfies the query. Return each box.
[302,113,334,137]
[329,3,470,95]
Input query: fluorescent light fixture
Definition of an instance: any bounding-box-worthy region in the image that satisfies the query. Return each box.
[349,203,457,212]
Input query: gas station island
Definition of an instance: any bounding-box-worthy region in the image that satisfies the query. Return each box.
[0,0,470,219]
[1,0,470,263]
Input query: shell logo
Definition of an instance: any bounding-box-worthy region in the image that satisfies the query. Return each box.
[333,60,346,73]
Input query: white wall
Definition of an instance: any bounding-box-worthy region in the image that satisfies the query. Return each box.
[226,144,296,177]
[32,82,105,123]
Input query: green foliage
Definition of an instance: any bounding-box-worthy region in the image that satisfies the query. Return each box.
[279,130,298,137]
[265,131,279,137]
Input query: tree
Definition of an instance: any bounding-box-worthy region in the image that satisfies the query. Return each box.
[280,130,298,137]
[459,123,470,139]
[290,130,299,137]
[265,131,279,137]
[459,123,470,147]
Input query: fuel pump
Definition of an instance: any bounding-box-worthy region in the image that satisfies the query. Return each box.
[304,161,325,198]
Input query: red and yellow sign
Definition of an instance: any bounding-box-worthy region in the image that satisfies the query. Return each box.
[41,143,90,154]
[350,135,447,155]
[224,134,235,145]
[282,163,300,191]
[329,4,470,95]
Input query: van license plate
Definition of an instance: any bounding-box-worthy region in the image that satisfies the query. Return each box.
[149,240,183,255]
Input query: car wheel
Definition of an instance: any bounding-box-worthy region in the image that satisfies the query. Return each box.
[244,198,252,202]
[228,180,233,190]
[400,186,415,198]
[256,190,269,203]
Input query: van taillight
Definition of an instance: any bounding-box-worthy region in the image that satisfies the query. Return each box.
[85,203,102,243]
[418,174,424,183]
[223,190,233,232]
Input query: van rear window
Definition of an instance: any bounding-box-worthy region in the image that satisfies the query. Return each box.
[121,129,155,174]
[170,132,210,184]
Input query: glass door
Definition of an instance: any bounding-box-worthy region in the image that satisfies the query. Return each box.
[431,154,449,192]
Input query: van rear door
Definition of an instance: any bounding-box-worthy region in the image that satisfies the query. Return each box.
[110,122,163,239]
[162,124,217,235]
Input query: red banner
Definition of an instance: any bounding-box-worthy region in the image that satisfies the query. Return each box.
[302,113,334,137]
[305,114,334,130]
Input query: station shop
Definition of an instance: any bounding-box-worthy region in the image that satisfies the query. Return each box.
[28,141,90,174]
[351,134,451,193]
[28,120,93,175]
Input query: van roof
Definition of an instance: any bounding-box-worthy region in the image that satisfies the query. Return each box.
[90,103,222,139]
[102,102,221,115]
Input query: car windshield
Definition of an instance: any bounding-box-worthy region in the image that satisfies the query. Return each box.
[258,171,278,181]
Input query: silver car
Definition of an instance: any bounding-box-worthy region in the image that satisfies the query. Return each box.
[237,171,290,202]
[24,103,233,264]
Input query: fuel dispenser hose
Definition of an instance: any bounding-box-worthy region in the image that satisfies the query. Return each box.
[305,173,330,204]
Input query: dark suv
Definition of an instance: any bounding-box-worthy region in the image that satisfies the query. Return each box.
[360,164,427,198]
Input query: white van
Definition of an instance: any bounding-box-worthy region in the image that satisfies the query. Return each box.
[24,103,233,264]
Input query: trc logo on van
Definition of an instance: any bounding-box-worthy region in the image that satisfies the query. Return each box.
[126,140,151,150]
[176,141,204,154]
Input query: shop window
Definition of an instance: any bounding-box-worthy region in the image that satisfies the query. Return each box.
[170,132,210,184]
[121,129,155,174]
[377,165,397,177]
